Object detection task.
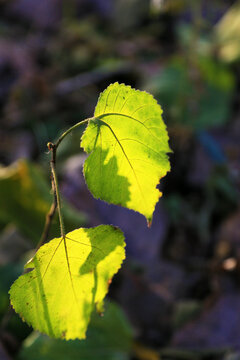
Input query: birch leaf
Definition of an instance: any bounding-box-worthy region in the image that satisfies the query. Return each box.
[9,225,125,340]
[81,82,171,224]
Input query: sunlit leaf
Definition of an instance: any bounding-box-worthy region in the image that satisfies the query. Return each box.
[9,225,125,340]
[18,301,133,360]
[81,82,171,224]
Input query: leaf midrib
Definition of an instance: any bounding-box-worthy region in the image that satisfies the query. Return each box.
[95,118,147,208]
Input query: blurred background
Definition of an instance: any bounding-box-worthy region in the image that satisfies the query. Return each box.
[0,0,240,359]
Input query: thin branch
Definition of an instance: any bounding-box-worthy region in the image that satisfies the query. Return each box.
[36,147,58,249]
[38,116,91,246]
[37,198,57,250]
[49,143,65,239]
[55,118,92,149]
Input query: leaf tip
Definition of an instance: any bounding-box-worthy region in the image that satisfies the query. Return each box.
[147,219,152,228]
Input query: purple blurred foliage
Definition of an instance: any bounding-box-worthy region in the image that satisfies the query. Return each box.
[3,131,34,163]
[197,131,226,164]
[201,0,235,24]
[116,267,172,345]
[146,260,186,301]
[189,122,240,186]
[0,342,11,360]
[95,200,169,264]
[172,294,240,350]
[211,125,240,182]
[87,0,112,16]
[5,0,112,30]
[0,40,35,98]
[6,0,61,30]
[178,0,235,25]
[188,141,214,186]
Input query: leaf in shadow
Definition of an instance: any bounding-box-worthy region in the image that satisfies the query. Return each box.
[84,148,131,207]
[17,301,133,360]
[0,160,86,243]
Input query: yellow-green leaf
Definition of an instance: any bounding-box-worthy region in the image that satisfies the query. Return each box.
[9,225,125,340]
[81,82,171,224]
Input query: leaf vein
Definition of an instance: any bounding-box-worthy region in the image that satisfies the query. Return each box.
[130,103,151,116]
[98,119,147,207]
[103,87,112,114]
[119,138,162,156]
[119,93,136,113]
[97,112,160,143]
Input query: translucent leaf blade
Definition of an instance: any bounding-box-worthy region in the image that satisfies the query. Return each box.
[9,225,125,340]
[81,82,171,223]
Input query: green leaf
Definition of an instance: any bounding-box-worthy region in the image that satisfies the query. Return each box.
[81,82,171,224]
[0,160,86,243]
[146,57,234,130]
[18,301,133,360]
[9,225,125,340]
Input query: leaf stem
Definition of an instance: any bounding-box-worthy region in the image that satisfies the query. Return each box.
[48,142,65,239]
[37,198,57,250]
[43,117,92,242]
[55,117,93,149]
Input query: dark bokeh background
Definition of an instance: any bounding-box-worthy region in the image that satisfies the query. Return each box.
[0,0,240,359]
